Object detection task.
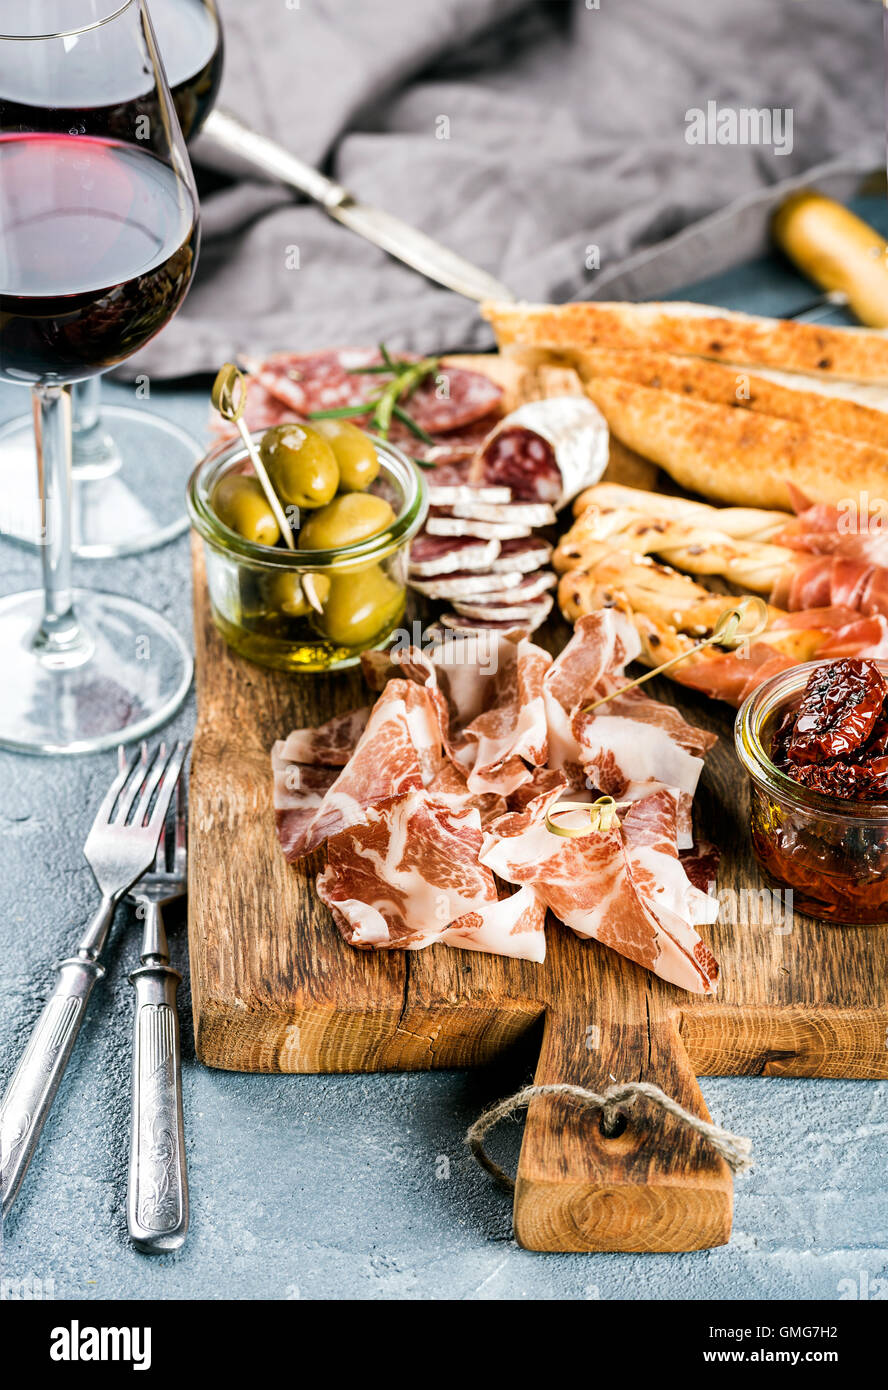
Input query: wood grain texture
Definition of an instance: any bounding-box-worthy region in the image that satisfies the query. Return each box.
[189,355,888,1254]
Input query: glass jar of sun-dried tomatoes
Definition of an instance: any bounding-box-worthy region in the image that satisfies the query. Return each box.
[735,662,888,925]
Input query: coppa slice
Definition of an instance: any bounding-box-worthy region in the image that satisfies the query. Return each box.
[410,570,526,600]
[278,707,371,766]
[442,884,547,962]
[480,786,718,993]
[273,679,443,860]
[408,533,500,577]
[316,791,498,948]
[490,536,553,574]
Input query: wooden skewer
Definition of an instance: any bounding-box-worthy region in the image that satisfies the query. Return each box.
[211,363,296,551]
[581,595,770,715]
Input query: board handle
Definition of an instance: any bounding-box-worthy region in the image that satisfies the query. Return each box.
[513,1000,734,1253]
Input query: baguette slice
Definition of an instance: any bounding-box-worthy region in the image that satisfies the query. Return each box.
[557,345,888,451]
[483,299,888,384]
[583,377,888,510]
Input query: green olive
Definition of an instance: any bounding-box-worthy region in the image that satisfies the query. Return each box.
[266,571,330,618]
[211,473,280,547]
[259,423,339,509]
[321,565,404,647]
[312,419,380,491]
[298,492,396,551]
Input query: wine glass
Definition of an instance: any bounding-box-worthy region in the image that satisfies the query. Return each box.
[0,0,222,559]
[0,0,200,753]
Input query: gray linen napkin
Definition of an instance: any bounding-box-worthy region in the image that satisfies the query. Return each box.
[129,0,886,379]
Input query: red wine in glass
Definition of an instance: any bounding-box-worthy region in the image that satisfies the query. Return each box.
[0,133,198,383]
[0,0,223,143]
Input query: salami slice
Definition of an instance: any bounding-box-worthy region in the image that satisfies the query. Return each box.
[452,593,555,626]
[408,533,500,577]
[407,368,503,434]
[473,397,609,505]
[448,501,556,527]
[427,484,512,507]
[410,569,525,600]
[426,514,532,542]
[250,348,381,417]
[462,570,557,604]
[490,536,553,574]
[439,613,535,635]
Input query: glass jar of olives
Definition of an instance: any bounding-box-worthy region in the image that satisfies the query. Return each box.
[187,425,427,671]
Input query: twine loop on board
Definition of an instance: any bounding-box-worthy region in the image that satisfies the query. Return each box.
[466,1081,753,1191]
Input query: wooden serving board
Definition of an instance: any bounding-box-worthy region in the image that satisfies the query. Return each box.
[188,357,888,1255]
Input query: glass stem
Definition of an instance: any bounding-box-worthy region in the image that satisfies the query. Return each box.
[72,375,102,436]
[71,375,120,475]
[32,384,89,665]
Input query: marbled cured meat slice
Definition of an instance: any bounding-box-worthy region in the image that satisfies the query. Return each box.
[442,884,547,962]
[460,639,552,795]
[271,749,340,861]
[278,707,371,766]
[317,791,498,948]
[409,569,525,601]
[273,680,444,860]
[490,536,553,574]
[426,759,507,827]
[408,533,500,577]
[480,786,718,993]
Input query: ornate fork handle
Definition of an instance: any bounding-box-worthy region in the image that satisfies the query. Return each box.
[127,902,188,1252]
[2,958,104,1217]
[1,898,115,1217]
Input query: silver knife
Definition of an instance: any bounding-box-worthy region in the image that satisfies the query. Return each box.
[201,108,517,304]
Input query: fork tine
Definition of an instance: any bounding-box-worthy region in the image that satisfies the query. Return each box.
[174,774,187,877]
[129,741,170,828]
[115,741,154,825]
[152,814,168,874]
[143,741,189,839]
[93,744,140,827]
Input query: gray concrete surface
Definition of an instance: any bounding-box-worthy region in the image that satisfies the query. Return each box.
[2,248,888,1300]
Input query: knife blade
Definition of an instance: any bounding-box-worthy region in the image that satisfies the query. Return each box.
[201,108,517,304]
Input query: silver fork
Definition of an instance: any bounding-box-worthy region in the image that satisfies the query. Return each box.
[0,740,189,1218]
[126,773,188,1253]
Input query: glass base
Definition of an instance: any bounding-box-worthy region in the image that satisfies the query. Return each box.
[0,589,192,755]
[0,405,203,558]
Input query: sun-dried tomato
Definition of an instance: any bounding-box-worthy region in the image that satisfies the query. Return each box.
[770,659,888,802]
[786,659,888,766]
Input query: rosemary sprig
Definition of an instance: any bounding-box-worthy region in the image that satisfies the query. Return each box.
[312,343,440,444]
[392,402,435,445]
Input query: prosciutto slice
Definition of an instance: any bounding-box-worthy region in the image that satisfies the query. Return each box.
[480,785,718,993]
[273,680,443,860]
[273,613,720,987]
[442,884,547,962]
[279,707,371,766]
[317,791,498,948]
